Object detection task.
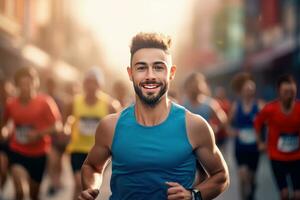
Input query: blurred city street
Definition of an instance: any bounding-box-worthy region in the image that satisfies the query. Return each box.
[0,1,299,200]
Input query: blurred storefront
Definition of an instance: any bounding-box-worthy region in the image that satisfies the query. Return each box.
[0,0,109,93]
[178,0,300,99]
[0,0,80,84]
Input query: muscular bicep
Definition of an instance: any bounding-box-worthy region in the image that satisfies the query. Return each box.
[84,143,111,172]
[195,140,226,177]
[187,112,227,176]
[83,113,118,171]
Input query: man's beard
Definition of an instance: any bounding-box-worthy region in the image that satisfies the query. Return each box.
[133,80,167,107]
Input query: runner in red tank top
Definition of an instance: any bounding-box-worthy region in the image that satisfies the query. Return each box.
[254,74,300,200]
[1,67,62,200]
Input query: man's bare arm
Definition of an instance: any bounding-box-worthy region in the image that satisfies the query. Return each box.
[79,113,119,200]
[187,112,229,200]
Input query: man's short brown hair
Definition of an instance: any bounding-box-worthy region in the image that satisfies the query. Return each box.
[130,32,172,64]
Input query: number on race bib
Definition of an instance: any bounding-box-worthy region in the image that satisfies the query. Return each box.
[15,125,33,144]
[79,117,100,136]
[238,128,256,144]
[277,133,299,153]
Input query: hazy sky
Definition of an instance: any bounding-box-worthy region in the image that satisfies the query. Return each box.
[71,0,193,74]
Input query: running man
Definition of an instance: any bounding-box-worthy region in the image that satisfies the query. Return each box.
[254,74,300,200]
[78,32,229,200]
[66,67,121,200]
[1,67,62,200]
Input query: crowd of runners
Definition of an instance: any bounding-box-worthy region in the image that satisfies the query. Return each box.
[0,32,300,200]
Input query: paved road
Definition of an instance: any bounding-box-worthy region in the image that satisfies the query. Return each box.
[1,139,279,200]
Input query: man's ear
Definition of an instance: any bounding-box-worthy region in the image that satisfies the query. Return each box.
[127,66,133,81]
[169,65,176,80]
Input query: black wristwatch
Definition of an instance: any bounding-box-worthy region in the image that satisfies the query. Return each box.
[189,188,203,200]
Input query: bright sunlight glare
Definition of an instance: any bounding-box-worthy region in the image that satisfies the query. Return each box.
[70,0,194,73]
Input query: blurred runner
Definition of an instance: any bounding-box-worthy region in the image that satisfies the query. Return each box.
[112,79,133,107]
[65,67,121,200]
[0,74,15,196]
[183,72,227,139]
[1,67,62,200]
[254,74,300,200]
[45,77,68,196]
[229,72,264,200]
[213,86,231,151]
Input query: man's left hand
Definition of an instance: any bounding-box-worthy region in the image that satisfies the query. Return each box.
[166,181,192,200]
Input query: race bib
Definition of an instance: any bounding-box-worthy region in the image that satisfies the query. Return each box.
[15,125,33,144]
[238,128,256,144]
[277,133,299,153]
[79,117,100,136]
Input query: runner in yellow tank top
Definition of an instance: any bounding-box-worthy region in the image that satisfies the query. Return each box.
[64,67,121,200]
[67,92,111,153]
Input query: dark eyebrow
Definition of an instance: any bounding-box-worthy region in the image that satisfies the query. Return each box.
[153,61,167,65]
[134,62,147,66]
[133,61,167,67]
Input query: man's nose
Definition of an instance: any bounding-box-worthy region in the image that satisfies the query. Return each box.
[145,68,156,79]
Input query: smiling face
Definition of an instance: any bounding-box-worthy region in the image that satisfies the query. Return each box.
[127,48,176,107]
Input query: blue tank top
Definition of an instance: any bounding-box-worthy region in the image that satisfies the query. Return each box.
[110,103,196,200]
[183,96,213,121]
[232,100,259,151]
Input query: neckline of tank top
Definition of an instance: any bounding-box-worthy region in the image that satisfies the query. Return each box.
[132,102,175,129]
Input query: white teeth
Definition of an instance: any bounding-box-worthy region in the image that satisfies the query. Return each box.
[143,84,158,89]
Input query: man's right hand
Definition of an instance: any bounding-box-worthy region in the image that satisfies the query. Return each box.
[78,188,100,200]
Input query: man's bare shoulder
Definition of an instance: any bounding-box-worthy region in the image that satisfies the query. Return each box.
[185,110,209,130]
[98,112,121,133]
[95,112,122,148]
[185,110,214,148]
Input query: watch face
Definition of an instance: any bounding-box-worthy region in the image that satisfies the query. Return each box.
[193,189,202,200]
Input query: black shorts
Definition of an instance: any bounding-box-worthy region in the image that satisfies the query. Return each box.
[235,149,260,172]
[0,141,9,153]
[9,150,47,183]
[271,160,300,190]
[70,152,88,173]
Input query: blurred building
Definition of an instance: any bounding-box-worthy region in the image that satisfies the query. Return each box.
[0,0,107,91]
[177,0,300,99]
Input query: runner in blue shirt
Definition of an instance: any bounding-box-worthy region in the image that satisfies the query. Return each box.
[78,32,229,200]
